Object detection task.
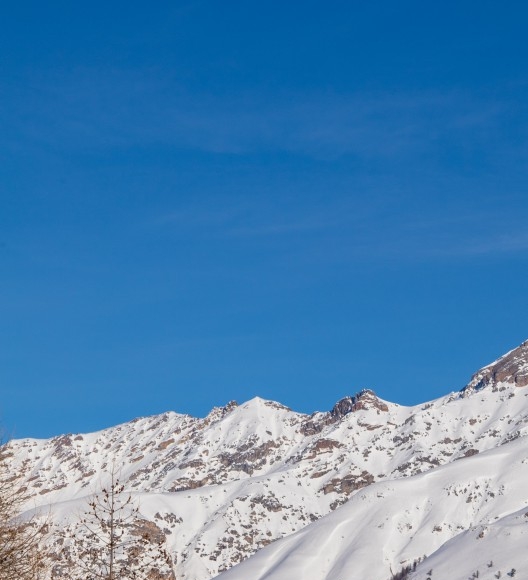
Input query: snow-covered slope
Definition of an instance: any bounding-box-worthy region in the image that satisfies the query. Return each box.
[7,340,528,579]
[215,436,528,580]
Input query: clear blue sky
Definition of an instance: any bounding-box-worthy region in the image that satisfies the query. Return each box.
[2,1,528,438]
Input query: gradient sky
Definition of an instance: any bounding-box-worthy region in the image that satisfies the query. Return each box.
[2,1,528,438]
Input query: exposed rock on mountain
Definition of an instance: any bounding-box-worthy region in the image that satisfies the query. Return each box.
[463,339,528,393]
[300,389,388,435]
[216,437,528,580]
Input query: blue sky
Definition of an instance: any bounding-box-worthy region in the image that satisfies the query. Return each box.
[1,1,528,438]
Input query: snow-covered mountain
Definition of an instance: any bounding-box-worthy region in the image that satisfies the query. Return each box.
[7,340,528,580]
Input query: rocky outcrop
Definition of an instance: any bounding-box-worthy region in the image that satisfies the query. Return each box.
[321,470,374,496]
[300,390,388,435]
[463,339,528,394]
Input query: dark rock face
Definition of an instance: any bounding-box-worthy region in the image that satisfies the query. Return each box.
[330,390,389,417]
[463,340,528,394]
[330,396,356,419]
[348,390,389,413]
[300,390,388,435]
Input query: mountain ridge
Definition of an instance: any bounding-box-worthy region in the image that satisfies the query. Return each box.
[6,339,528,579]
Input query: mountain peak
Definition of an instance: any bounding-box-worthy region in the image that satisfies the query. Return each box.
[330,389,388,418]
[301,390,389,435]
[462,339,528,395]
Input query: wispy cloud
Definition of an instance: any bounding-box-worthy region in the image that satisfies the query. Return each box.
[151,194,374,241]
[5,67,527,263]
[150,191,528,262]
[225,218,335,237]
[1,67,516,163]
[445,231,528,257]
[351,216,528,261]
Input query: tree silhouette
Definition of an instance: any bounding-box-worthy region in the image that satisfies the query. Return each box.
[0,444,49,580]
[54,467,174,580]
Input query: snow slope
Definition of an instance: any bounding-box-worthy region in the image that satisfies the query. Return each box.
[215,437,528,580]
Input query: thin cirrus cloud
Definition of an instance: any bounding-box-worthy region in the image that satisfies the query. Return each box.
[152,195,528,263]
[5,67,527,263]
[2,68,511,161]
[375,222,528,260]
[155,202,351,238]
[452,231,528,257]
